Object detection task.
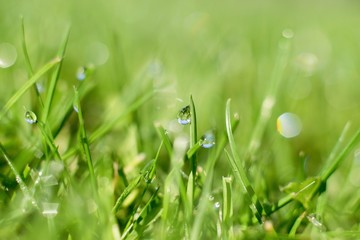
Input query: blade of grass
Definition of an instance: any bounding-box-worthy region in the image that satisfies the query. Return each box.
[42,28,70,123]
[225,99,264,223]
[222,176,233,238]
[155,124,173,157]
[74,87,98,196]
[89,90,155,143]
[20,16,44,109]
[268,123,360,215]
[0,57,61,120]
[112,175,142,213]
[320,123,360,182]
[190,113,240,240]
[188,95,197,213]
[246,31,292,160]
[0,143,39,210]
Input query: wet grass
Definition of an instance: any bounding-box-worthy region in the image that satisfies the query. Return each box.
[1,1,360,239]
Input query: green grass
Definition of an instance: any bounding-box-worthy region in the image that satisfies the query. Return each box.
[1,1,360,239]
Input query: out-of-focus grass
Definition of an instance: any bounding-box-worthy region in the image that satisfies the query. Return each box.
[1,0,360,239]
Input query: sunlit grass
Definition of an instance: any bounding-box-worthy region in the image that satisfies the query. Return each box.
[1,1,360,239]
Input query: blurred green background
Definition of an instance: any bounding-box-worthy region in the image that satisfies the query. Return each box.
[1,0,360,237]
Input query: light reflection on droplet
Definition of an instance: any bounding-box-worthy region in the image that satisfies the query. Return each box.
[208,195,214,201]
[0,43,17,68]
[42,202,59,218]
[277,112,302,138]
[177,105,191,125]
[214,202,221,210]
[201,131,215,148]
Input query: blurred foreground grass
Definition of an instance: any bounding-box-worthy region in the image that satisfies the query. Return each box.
[1,0,360,239]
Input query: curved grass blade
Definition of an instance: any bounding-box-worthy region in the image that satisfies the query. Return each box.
[0,57,61,120]
[225,99,263,223]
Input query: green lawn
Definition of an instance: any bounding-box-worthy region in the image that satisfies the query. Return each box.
[1,0,360,239]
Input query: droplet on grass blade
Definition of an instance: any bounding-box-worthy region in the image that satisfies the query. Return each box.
[76,65,94,80]
[277,112,302,138]
[177,105,191,125]
[0,43,17,68]
[214,202,221,210]
[208,195,214,201]
[201,131,215,148]
[25,110,37,124]
[307,213,326,231]
[282,29,294,39]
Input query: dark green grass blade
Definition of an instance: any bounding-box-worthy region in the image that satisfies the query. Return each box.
[225,99,263,223]
[42,28,70,123]
[0,58,61,120]
[0,143,39,210]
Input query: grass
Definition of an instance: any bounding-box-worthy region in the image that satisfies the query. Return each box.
[1,1,360,239]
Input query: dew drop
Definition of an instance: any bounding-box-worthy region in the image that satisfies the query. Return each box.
[0,43,17,68]
[282,29,294,39]
[307,213,326,231]
[177,105,191,125]
[277,112,302,138]
[201,131,215,148]
[76,66,89,80]
[208,195,214,201]
[25,110,37,124]
[73,103,79,113]
[214,202,221,210]
[41,202,59,218]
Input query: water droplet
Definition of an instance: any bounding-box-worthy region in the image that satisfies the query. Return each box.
[277,112,302,138]
[307,213,326,231]
[201,131,215,148]
[15,176,21,184]
[177,105,191,125]
[0,43,17,68]
[214,202,221,209]
[147,59,163,78]
[73,103,79,113]
[36,83,45,93]
[76,66,92,80]
[41,202,59,218]
[25,110,37,124]
[208,195,214,201]
[282,29,294,39]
